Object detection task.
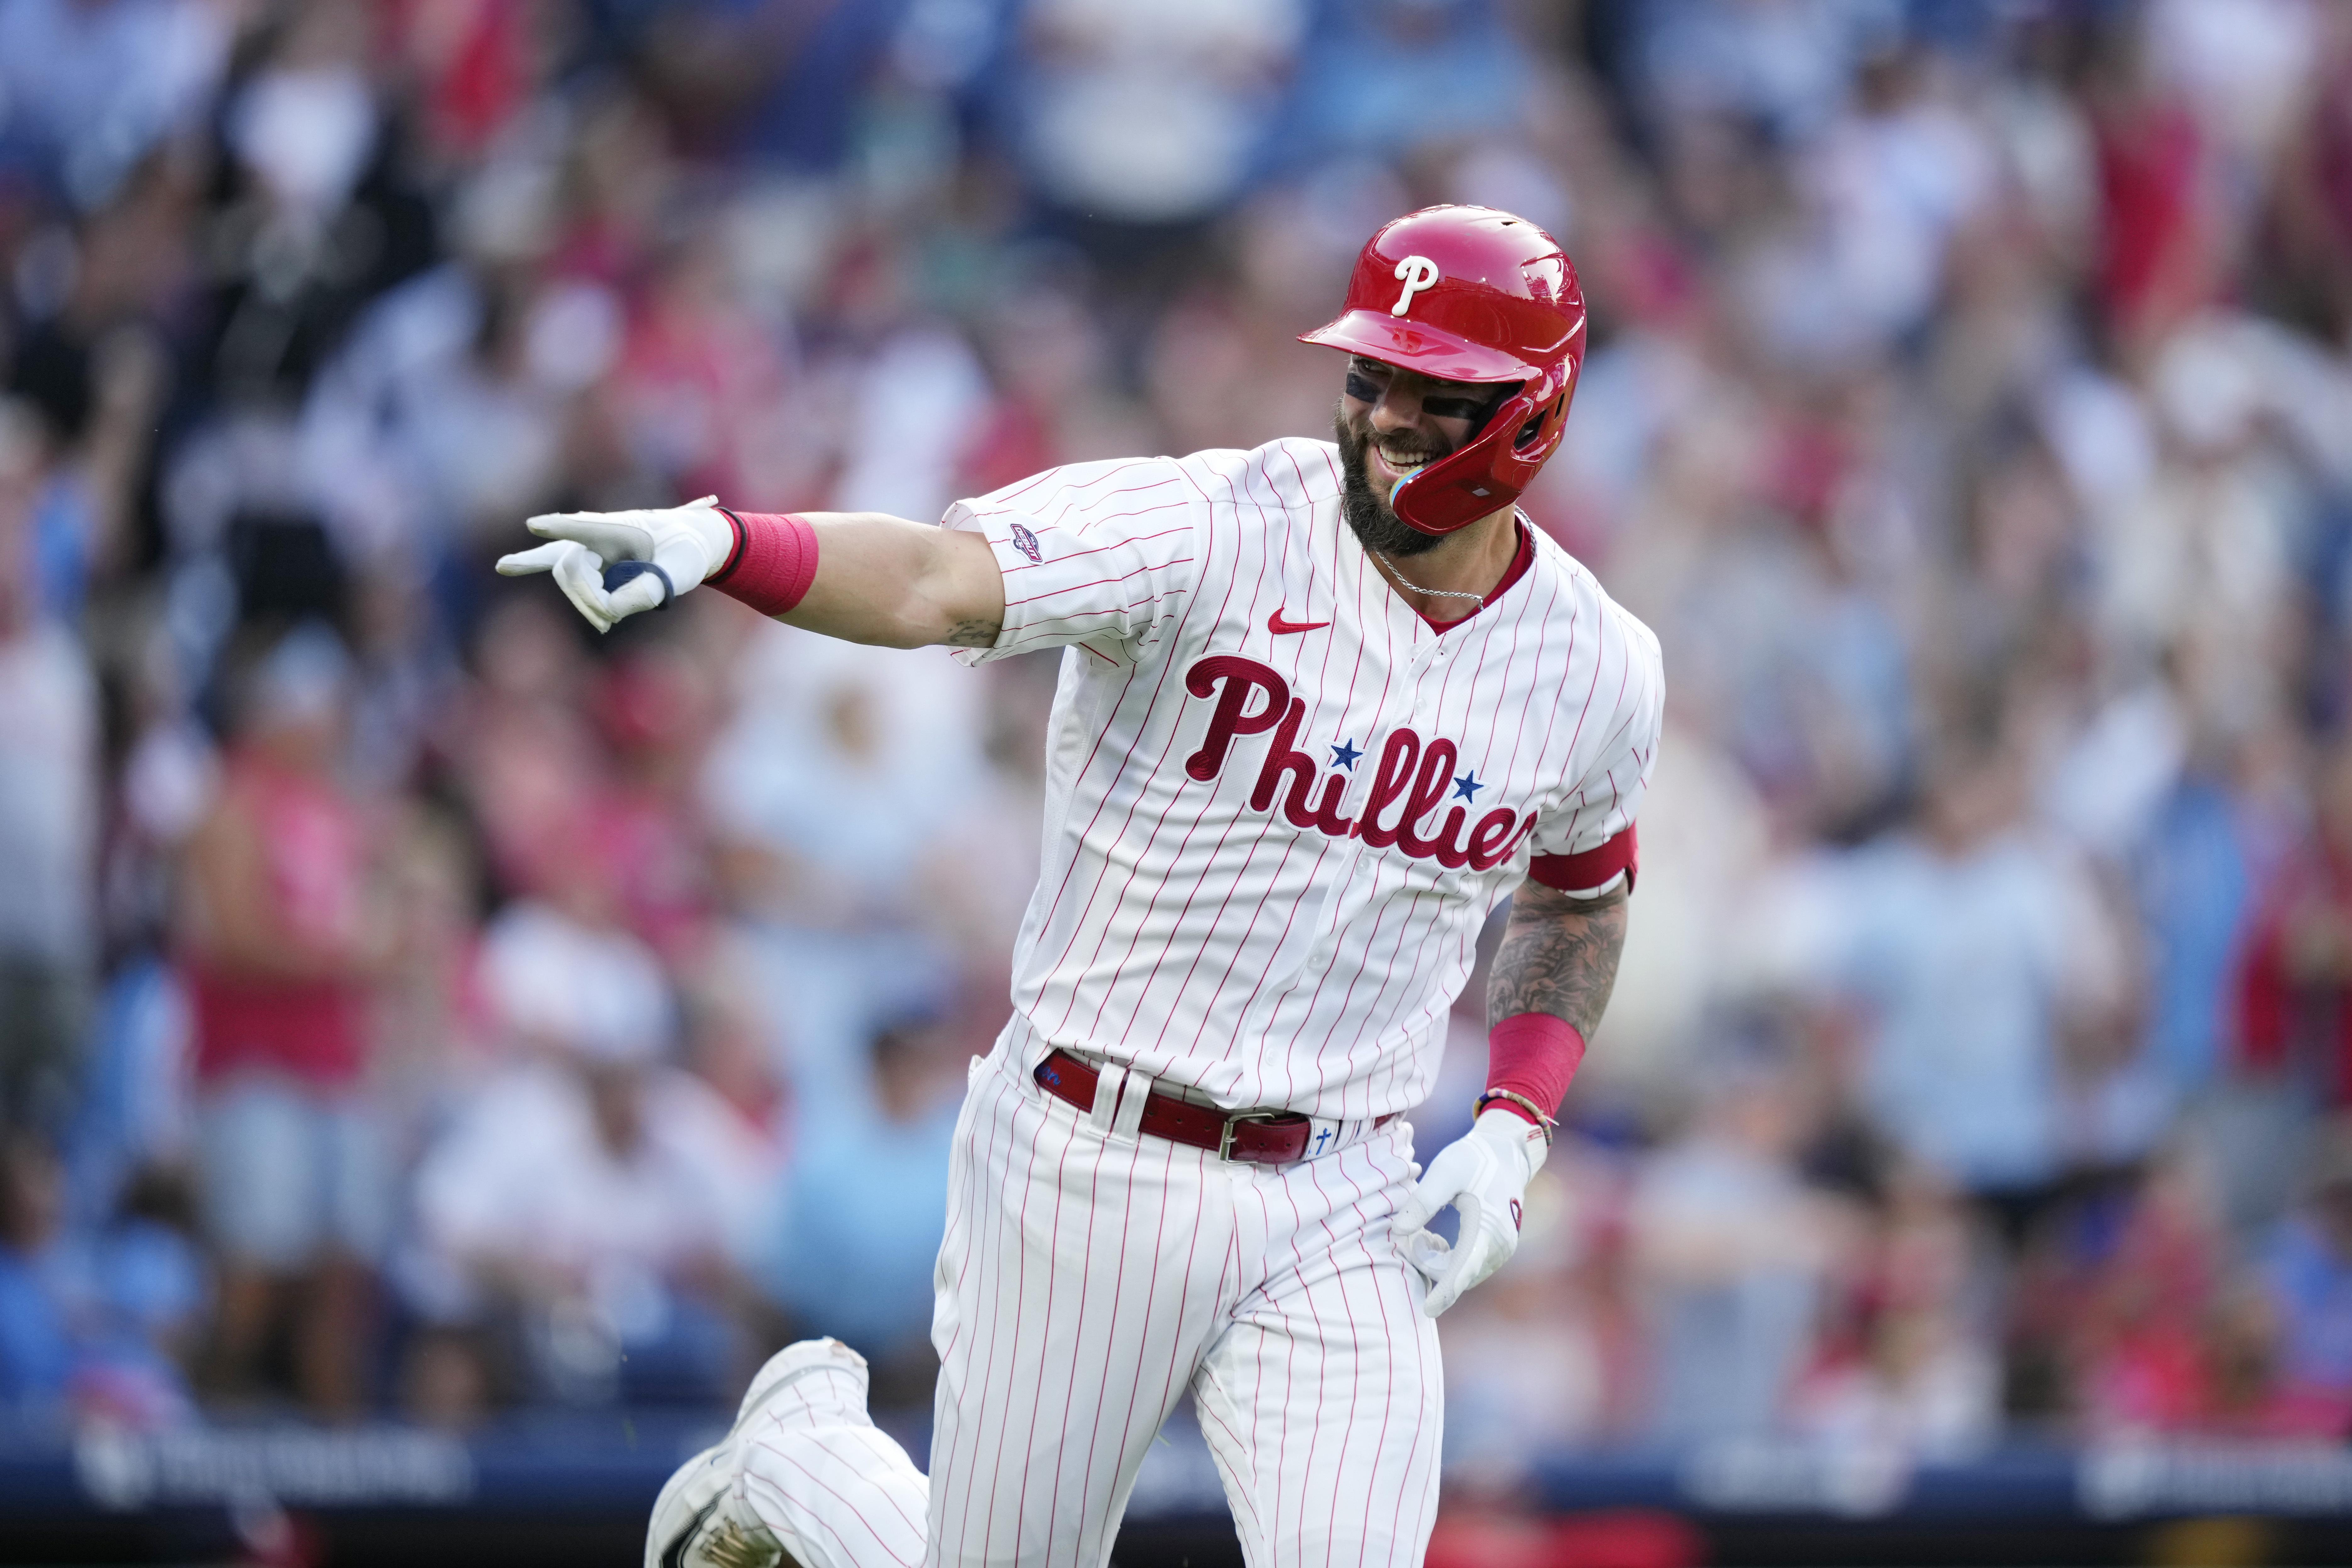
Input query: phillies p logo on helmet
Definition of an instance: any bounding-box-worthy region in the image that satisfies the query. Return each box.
[1390,256,1441,317]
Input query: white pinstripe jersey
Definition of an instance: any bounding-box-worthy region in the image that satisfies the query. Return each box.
[947,436,1663,1119]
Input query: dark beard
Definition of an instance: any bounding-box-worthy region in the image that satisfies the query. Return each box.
[1334,407,1444,559]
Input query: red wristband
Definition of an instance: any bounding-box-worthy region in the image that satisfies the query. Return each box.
[709,509,819,617]
[1484,1012,1587,1126]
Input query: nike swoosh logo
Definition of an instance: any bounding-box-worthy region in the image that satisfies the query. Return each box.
[1267,610,1331,636]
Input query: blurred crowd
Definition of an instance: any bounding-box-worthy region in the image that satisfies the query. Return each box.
[2,0,2351,1490]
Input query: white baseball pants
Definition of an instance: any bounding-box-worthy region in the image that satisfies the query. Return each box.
[736,1032,1444,1568]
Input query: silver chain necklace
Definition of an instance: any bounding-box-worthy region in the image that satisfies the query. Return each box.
[1372,549,1488,607]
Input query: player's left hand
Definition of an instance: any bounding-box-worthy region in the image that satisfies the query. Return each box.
[1391,1108,1549,1317]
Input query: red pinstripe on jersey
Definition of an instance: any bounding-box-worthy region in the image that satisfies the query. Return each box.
[946,439,1662,1120]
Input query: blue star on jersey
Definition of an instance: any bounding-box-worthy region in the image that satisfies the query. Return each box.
[1452,770,1483,802]
[1330,739,1363,770]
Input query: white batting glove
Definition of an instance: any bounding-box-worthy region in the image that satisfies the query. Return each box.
[1391,1108,1549,1317]
[495,496,734,632]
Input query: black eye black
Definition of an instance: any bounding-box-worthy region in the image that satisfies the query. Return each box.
[1344,369,1383,402]
[1423,398,1484,420]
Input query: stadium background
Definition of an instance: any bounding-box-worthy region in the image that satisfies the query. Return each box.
[3,0,2352,1564]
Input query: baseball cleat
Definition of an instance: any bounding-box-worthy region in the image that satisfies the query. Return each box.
[644,1340,872,1568]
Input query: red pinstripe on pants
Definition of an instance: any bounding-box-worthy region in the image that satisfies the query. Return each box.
[733,1035,1443,1568]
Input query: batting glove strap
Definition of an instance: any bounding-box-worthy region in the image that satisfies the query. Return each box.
[603,559,676,610]
[1390,1108,1549,1318]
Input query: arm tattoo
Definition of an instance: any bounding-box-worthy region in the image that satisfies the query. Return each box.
[1486,880,1628,1037]
[943,618,1003,648]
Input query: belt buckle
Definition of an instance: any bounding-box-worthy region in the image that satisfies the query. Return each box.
[1217,1110,1289,1163]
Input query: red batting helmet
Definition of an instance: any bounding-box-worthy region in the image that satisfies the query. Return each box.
[1300,205,1586,536]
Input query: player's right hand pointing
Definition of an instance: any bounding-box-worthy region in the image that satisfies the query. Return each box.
[1392,1108,1550,1317]
[497,496,736,632]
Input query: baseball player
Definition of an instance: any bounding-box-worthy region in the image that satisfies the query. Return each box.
[500,205,1661,1568]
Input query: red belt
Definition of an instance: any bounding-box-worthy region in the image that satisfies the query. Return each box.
[1032,1049,1394,1164]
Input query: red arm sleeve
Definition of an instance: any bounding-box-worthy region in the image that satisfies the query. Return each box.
[1527,824,1638,897]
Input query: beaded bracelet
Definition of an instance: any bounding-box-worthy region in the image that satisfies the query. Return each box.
[1473,1088,1558,1144]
